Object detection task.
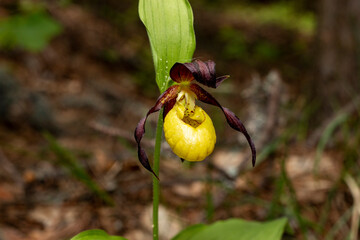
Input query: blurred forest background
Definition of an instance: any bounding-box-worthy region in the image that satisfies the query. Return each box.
[0,0,359,239]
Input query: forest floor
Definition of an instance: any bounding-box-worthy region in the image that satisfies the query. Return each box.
[0,1,357,240]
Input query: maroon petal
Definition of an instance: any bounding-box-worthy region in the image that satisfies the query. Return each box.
[163,97,176,120]
[134,85,180,178]
[214,75,229,87]
[182,60,229,88]
[169,62,195,83]
[190,84,256,166]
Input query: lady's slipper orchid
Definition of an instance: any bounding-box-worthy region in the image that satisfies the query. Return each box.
[134,60,256,178]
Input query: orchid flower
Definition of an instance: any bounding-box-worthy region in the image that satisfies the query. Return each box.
[134,60,256,178]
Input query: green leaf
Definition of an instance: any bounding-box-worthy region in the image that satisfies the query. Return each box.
[172,224,207,240]
[71,229,127,240]
[0,11,62,52]
[139,0,196,92]
[172,218,288,240]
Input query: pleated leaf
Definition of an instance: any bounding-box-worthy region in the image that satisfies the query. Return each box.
[139,0,196,92]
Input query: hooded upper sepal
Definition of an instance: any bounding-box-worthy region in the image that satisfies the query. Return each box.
[134,85,181,178]
[170,62,195,83]
[190,83,256,166]
[181,60,229,88]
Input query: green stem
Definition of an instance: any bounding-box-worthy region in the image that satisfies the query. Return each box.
[206,163,214,223]
[153,108,164,240]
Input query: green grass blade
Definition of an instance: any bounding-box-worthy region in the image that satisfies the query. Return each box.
[314,113,349,174]
[44,133,114,206]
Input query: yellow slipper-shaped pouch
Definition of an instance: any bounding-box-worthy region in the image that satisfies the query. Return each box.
[164,103,216,161]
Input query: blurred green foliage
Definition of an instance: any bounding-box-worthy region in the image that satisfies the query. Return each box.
[254,41,280,61]
[0,2,62,52]
[220,2,315,35]
[218,27,248,61]
[218,27,280,63]
[240,4,314,34]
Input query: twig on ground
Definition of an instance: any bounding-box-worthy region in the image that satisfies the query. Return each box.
[88,121,136,142]
[88,121,170,151]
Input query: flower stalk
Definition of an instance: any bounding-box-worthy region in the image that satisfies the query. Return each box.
[152,109,163,240]
[138,0,196,239]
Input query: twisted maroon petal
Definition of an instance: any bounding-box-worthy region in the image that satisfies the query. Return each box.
[190,84,256,166]
[163,97,176,120]
[182,60,229,88]
[134,85,180,178]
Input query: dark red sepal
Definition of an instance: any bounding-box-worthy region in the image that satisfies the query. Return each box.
[170,63,195,83]
[163,97,176,120]
[190,84,256,166]
[134,85,180,178]
[182,60,229,88]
